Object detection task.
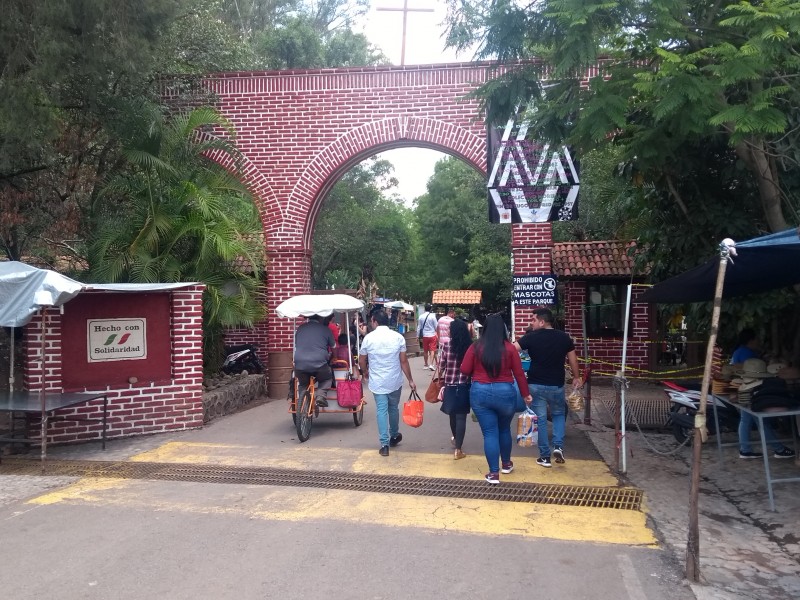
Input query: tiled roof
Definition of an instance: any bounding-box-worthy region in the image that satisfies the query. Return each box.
[432,289,482,305]
[552,240,643,278]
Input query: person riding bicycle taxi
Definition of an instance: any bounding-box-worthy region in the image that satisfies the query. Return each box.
[294,314,336,407]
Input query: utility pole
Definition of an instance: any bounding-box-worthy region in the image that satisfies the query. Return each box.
[376,1,435,66]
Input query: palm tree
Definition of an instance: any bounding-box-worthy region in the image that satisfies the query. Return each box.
[89,105,265,371]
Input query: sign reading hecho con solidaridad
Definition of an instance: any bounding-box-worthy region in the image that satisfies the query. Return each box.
[487,111,580,224]
[87,318,147,362]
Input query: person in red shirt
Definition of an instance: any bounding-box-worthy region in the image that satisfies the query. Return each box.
[461,314,531,484]
[324,315,340,346]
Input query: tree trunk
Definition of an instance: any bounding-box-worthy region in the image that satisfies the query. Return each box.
[734,137,788,233]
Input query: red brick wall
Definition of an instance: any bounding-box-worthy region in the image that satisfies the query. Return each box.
[22,286,205,444]
[562,281,653,375]
[511,223,554,338]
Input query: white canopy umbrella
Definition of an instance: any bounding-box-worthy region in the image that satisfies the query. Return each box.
[275,294,364,318]
[388,300,414,312]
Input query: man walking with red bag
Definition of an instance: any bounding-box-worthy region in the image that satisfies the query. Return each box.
[359,311,417,456]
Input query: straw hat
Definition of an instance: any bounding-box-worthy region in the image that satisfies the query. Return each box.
[739,358,774,380]
[738,379,764,393]
[767,360,787,375]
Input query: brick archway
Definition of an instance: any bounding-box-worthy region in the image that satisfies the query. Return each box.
[162,63,558,366]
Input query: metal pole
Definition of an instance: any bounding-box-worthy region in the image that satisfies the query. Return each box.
[581,304,591,425]
[619,284,633,474]
[686,240,732,581]
[39,309,47,469]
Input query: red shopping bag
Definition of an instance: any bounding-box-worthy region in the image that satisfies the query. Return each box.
[336,376,362,408]
[402,390,424,428]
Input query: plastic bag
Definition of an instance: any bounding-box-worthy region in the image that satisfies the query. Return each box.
[567,389,585,412]
[516,408,538,447]
[402,390,424,427]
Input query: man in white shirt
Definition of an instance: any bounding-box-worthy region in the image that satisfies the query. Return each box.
[417,303,439,370]
[359,311,417,456]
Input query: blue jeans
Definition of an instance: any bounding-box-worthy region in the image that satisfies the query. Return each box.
[470,382,516,473]
[529,383,566,458]
[739,412,783,453]
[374,388,402,447]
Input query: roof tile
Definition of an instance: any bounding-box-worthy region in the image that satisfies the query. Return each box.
[552,240,644,278]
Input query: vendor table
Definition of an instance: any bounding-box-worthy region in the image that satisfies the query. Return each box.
[0,391,108,462]
[718,396,800,511]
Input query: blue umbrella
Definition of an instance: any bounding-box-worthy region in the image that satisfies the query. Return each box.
[640,227,800,303]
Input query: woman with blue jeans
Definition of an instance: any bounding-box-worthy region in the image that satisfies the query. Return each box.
[461,314,531,484]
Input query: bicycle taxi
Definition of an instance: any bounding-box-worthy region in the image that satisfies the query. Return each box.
[275,293,366,442]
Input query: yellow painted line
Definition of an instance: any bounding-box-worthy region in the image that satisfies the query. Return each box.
[27,478,656,546]
[129,441,619,487]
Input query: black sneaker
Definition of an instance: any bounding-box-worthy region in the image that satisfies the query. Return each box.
[739,451,763,459]
[553,447,565,464]
[536,457,552,468]
[379,445,389,457]
[774,448,795,459]
[389,433,403,447]
[315,398,328,407]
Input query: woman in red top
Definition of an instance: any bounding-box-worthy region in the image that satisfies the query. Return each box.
[461,314,531,484]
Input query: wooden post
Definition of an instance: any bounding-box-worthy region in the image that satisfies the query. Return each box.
[686,241,732,581]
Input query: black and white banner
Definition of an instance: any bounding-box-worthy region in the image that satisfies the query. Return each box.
[512,274,557,306]
[487,115,579,224]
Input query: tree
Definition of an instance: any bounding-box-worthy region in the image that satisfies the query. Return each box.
[444,0,800,234]
[312,159,414,299]
[414,157,511,311]
[89,106,266,368]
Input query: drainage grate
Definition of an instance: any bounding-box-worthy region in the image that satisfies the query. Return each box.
[602,397,671,429]
[0,458,642,511]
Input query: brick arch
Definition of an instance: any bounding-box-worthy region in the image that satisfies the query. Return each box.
[161,63,590,369]
[296,117,486,249]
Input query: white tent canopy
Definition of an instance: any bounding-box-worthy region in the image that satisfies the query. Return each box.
[0,262,83,327]
[275,294,364,318]
[0,261,200,327]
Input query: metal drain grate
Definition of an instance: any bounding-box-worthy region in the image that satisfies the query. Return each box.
[602,397,671,429]
[0,458,642,511]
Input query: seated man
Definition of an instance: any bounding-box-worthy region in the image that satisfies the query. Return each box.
[732,329,795,459]
[294,314,336,407]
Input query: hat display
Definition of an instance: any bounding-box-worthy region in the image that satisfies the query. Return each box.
[738,379,764,393]
[719,364,736,382]
[767,361,787,375]
[739,358,775,380]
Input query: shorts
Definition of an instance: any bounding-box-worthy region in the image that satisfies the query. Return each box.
[422,336,437,352]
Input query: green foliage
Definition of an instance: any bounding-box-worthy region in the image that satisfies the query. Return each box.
[312,159,414,298]
[88,105,266,370]
[413,157,511,311]
[444,0,800,354]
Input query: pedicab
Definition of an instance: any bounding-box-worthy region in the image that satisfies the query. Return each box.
[275,293,366,442]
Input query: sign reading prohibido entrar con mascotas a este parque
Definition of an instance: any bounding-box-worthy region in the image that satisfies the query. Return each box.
[487,113,580,224]
[87,318,147,362]
[513,275,557,306]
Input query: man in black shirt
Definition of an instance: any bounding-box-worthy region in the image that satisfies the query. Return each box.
[515,308,582,468]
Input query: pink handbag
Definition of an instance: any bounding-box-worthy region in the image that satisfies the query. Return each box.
[336,377,362,408]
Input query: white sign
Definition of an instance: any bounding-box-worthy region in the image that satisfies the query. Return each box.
[512,274,557,306]
[87,318,147,362]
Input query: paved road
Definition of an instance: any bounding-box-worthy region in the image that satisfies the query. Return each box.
[0,357,695,599]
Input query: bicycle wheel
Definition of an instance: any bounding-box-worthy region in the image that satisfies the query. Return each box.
[295,388,314,442]
[352,400,364,427]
